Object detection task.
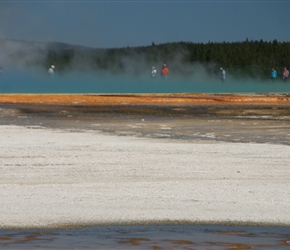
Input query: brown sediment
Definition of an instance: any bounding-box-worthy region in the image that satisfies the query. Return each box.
[227,244,253,249]
[1,93,290,105]
[167,239,195,245]
[0,236,12,241]
[0,232,58,245]
[280,239,290,246]
[15,235,55,244]
[207,242,254,249]
[216,231,254,236]
[152,246,167,250]
[118,237,151,246]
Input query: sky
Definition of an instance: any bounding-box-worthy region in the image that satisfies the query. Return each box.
[0,0,289,49]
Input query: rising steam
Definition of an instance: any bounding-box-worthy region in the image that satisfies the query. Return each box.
[0,39,289,94]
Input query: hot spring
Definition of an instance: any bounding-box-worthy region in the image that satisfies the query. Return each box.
[0,69,289,94]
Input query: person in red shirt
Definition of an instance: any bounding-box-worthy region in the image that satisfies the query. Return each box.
[282,67,289,81]
[161,64,169,78]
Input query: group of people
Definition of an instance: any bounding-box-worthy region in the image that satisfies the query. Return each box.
[1,62,288,82]
[271,67,289,81]
[151,64,289,82]
[151,64,227,81]
[151,64,169,79]
[220,66,289,82]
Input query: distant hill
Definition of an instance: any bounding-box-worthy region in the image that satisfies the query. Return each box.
[0,38,289,79]
[0,38,101,70]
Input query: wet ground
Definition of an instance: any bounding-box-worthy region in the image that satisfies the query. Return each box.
[0,225,290,249]
[1,97,290,249]
[1,102,290,145]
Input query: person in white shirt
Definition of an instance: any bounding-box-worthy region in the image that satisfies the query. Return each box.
[151,66,157,79]
[220,67,226,81]
[48,65,55,76]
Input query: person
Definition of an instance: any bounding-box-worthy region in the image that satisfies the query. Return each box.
[151,66,157,79]
[271,68,277,80]
[161,64,169,78]
[0,66,3,76]
[48,65,55,76]
[282,67,289,81]
[220,67,226,81]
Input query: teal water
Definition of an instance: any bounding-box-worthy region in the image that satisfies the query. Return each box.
[1,69,290,94]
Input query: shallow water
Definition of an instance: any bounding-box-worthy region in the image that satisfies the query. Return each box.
[1,102,290,146]
[0,225,289,249]
[1,69,290,94]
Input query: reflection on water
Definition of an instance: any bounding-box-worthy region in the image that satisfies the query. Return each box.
[1,69,290,94]
[0,225,289,249]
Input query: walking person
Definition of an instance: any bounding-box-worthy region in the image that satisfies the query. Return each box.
[271,68,277,80]
[151,66,157,79]
[282,67,289,82]
[220,67,226,81]
[48,65,55,77]
[161,64,169,79]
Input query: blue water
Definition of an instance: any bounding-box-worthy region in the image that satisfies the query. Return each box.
[1,69,290,94]
[0,225,289,249]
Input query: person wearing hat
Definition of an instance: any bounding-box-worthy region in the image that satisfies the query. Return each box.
[161,64,169,78]
[220,67,226,81]
[48,65,55,76]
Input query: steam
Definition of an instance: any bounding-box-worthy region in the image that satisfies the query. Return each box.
[1,38,289,94]
[0,39,48,71]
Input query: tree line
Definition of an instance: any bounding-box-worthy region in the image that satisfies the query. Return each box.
[45,39,290,79]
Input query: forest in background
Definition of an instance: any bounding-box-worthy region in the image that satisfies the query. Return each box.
[45,39,290,79]
[1,38,290,79]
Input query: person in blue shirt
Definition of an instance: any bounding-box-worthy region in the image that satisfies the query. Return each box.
[271,68,277,80]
